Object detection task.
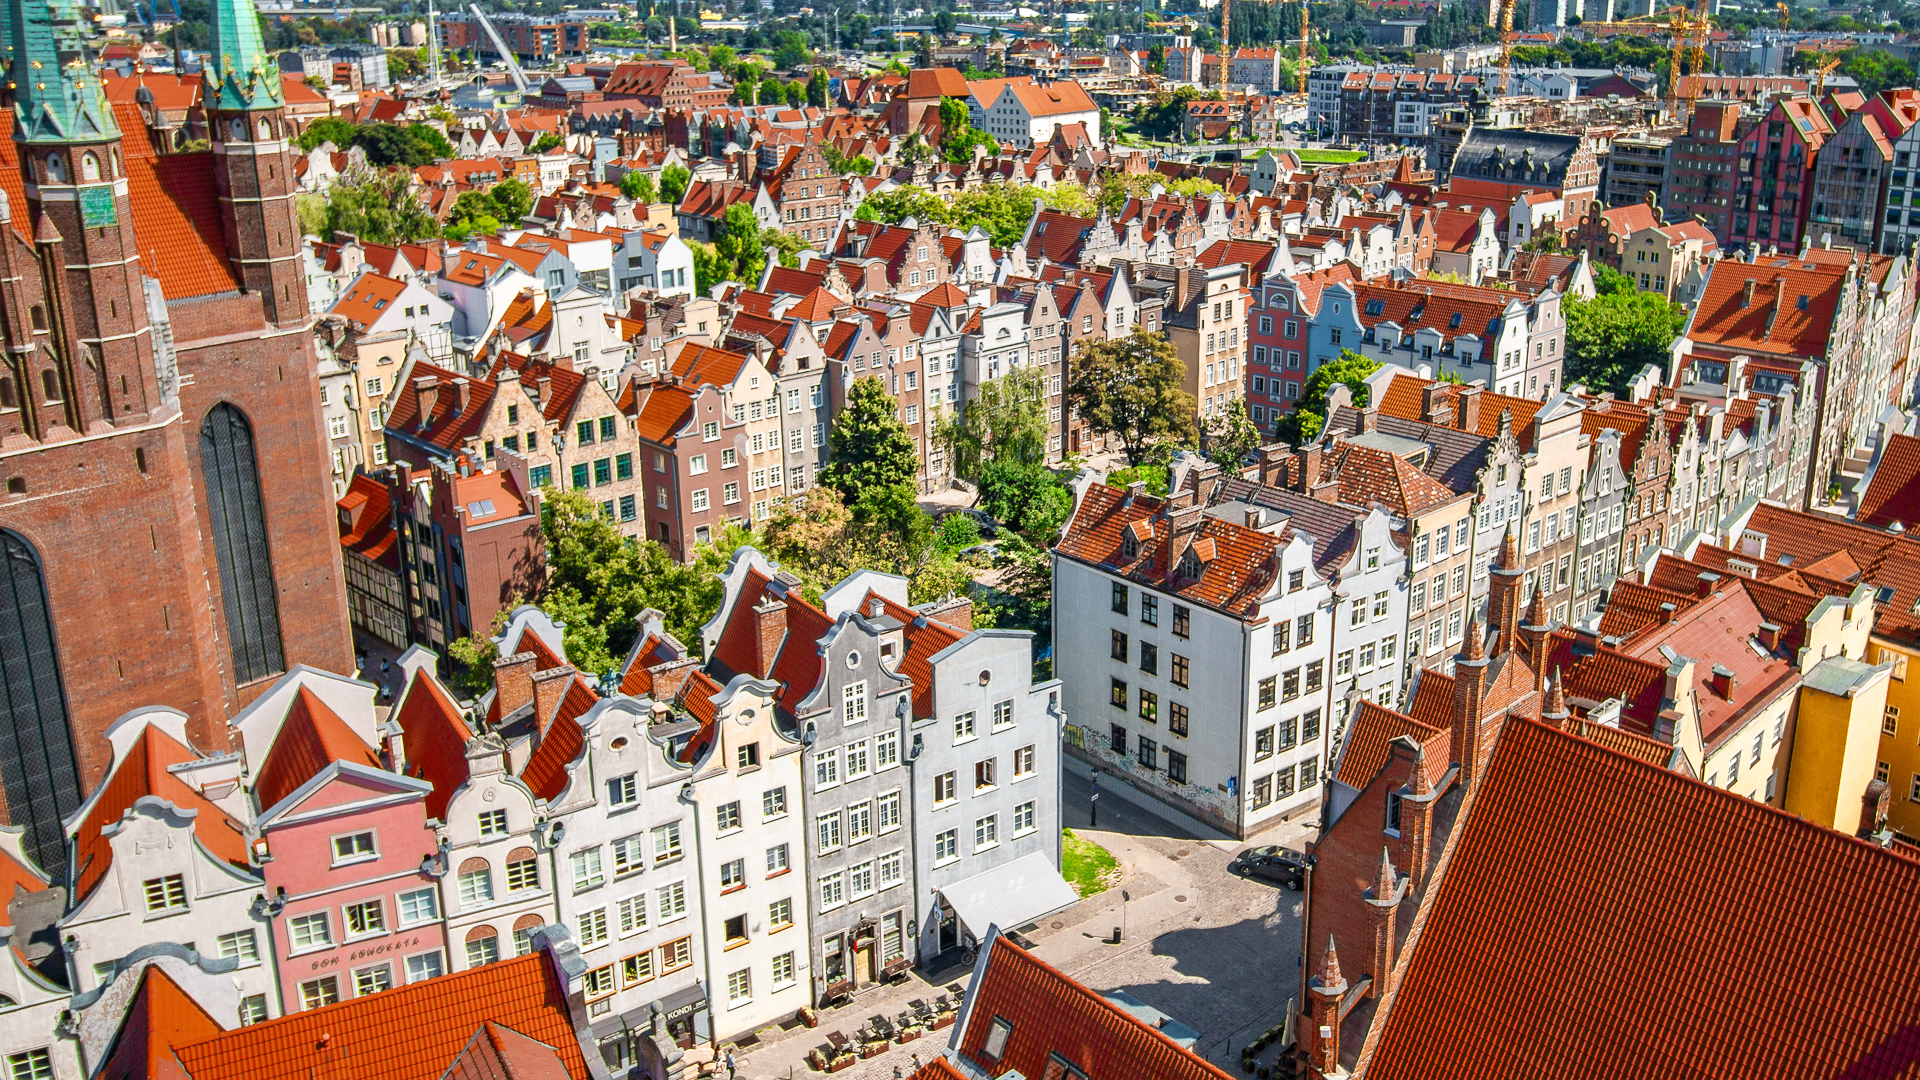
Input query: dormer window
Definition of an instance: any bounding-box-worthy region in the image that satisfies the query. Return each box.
[1122,532,1138,560]
[1179,550,1201,579]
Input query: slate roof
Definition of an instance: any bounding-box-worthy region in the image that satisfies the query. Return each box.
[953,935,1233,1080]
[170,953,592,1080]
[1366,718,1920,1080]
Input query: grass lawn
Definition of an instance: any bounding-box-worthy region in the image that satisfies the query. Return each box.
[1061,828,1119,898]
[1293,148,1367,163]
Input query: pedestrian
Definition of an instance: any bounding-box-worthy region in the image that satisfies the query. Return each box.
[911,1054,922,1072]
[381,657,391,676]
[894,1067,903,1079]
[724,1049,735,1077]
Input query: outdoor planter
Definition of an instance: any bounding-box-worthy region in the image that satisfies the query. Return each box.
[828,1055,857,1073]
[931,1012,957,1031]
[1241,1059,1256,1074]
[808,1049,829,1072]
[861,1043,888,1059]
[897,1028,924,1044]
[799,1007,820,1029]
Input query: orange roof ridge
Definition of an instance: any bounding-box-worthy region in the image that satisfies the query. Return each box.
[254,687,382,811]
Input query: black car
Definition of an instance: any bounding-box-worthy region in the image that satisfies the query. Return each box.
[1236,846,1311,890]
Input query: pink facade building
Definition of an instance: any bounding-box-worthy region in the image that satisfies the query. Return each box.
[253,688,450,1014]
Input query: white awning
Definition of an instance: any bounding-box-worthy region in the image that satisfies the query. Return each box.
[940,851,1079,937]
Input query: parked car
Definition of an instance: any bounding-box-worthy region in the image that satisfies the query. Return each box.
[1235,846,1311,890]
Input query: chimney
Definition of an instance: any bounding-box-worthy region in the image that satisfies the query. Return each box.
[453,376,471,415]
[1756,621,1781,651]
[1365,845,1401,992]
[1695,571,1721,598]
[1860,778,1891,837]
[1457,385,1483,432]
[536,375,552,401]
[1708,663,1736,702]
[753,598,787,679]
[493,650,537,718]
[1359,407,1380,434]
[919,594,974,631]
[530,666,577,742]
[1419,381,1454,426]
[1244,506,1265,529]
[647,657,699,703]
[414,375,441,423]
[1293,443,1323,494]
[867,596,886,619]
[1259,444,1291,487]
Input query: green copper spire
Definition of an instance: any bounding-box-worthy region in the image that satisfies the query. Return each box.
[203,0,278,111]
[10,0,118,145]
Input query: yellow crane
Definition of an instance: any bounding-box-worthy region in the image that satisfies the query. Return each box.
[1495,0,1514,95]
[1778,1,1790,28]
[1219,0,1232,90]
[1665,0,1712,124]
[1814,53,1841,96]
[1297,0,1309,96]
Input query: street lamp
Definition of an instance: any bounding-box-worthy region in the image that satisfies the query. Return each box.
[1090,768,1100,829]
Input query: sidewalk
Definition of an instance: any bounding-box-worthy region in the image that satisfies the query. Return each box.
[727,959,978,1080]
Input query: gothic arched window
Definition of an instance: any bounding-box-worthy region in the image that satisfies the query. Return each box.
[81,153,99,181]
[199,403,285,684]
[0,529,80,874]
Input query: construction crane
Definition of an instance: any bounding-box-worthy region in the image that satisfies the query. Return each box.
[1664,0,1711,125]
[1814,53,1841,96]
[1489,0,1505,95]
[1218,0,1232,91]
[1778,1,1790,28]
[468,3,530,93]
[1297,0,1309,97]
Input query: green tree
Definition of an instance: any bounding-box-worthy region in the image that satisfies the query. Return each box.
[933,364,1049,482]
[1106,462,1170,495]
[443,189,503,240]
[323,170,438,244]
[1563,288,1688,398]
[946,184,1039,248]
[660,162,693,206]
[492,178,533,224]
[807,68,830,107]
[977,460,1073,544]
[938,96,999,164]
[295,192,328,237]
[822,375,922,511]
[714,203,767,286]
[772,29,814,68]
[295,114,359,152]
[689,241,726,295]
[1274,349,1379,443]
[1203,405,1265,467]
[1066,329,1199,466]
[529,132,564,153]
[1592,263,1638,296]
[707,43,737,70]
[855,186,951,227]
[620,169,659,203]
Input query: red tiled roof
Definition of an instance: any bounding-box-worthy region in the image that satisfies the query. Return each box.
[1334,701,1448,789]
[490,350,586,424]
[520,674,597,801]
[1617,583,1799,749]
[255,687,382,810]
[72,725,249,902]
[1594,579,1698,642]
[671,342,751,388]
[954,936,1233,1080]
[1687,258,1845,360]
[107,104,243,300]
[394,667,474,823]
[338,473,398,570]
[383,360,497,454]
[1366,718,1920,1080]
[331,272,408,326]
[1056,484,1283,620]
[1857,432,1920,529]
[1376,372,1545,449]
[97,965,224,1080]
[171,953,592,1080]
[1322,442,1465,519]
[629,383,695,445]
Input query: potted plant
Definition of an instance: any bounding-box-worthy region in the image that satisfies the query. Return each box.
[808,1049,829,1072]
[798,1006,819,1029]
[1241,1058,1256,1074]
[931,1009,958,1031]
[828,1053,858,1073]
[898,1025,925,1044]
[861,1039,888,1059]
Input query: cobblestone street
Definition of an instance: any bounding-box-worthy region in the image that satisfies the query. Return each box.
[724,765,1314,1079]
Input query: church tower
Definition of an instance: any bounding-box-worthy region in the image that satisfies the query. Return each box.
[203,0,305,326]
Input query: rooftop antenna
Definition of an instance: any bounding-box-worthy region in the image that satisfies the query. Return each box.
[428,0,441,88]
